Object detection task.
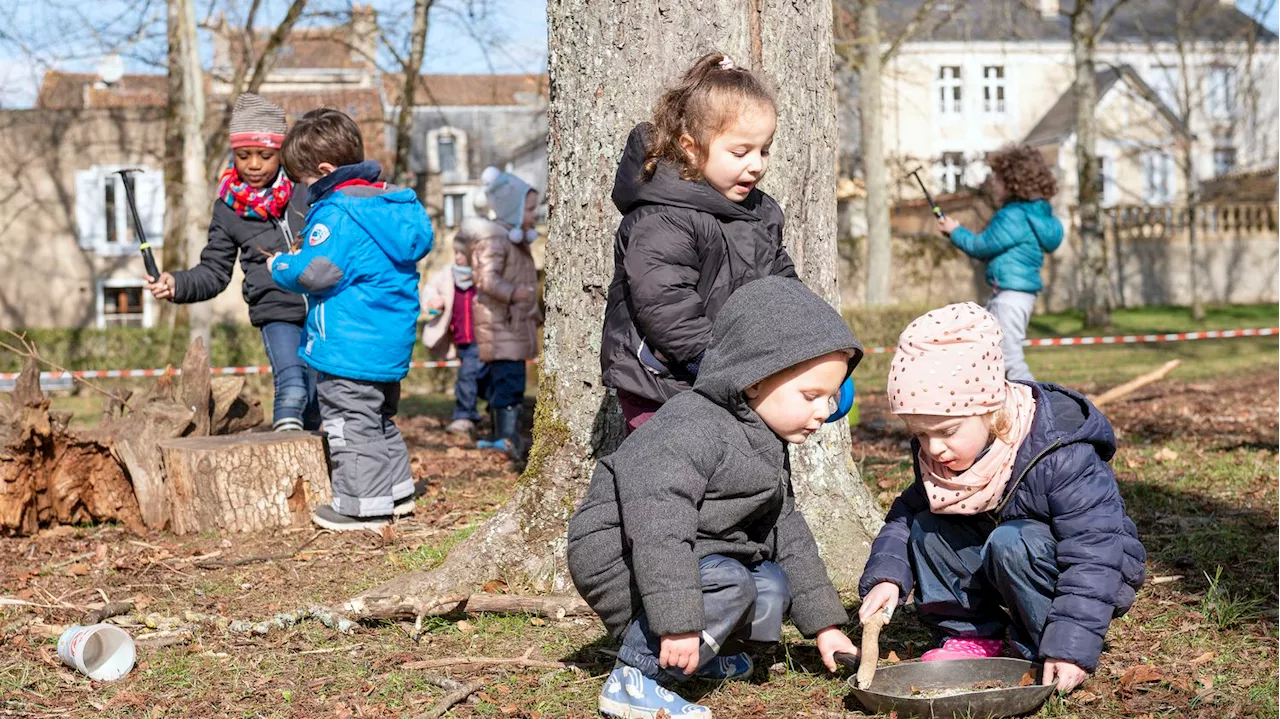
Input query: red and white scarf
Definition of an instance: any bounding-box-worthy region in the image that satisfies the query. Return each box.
[217,164,293,221]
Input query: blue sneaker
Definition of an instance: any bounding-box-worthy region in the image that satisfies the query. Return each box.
[598,665,712,718]
[694,653,753,681]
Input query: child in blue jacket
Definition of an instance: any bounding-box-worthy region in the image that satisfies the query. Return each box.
[270,109,433,531]
[859,304,1145,694]
[938,145,1064,382]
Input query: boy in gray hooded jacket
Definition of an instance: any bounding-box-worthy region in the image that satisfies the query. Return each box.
[568,276,863,719]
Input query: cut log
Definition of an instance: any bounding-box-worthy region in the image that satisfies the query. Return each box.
[105,400,194,531]
[209,376,263,434]
[178,338,213,437]
[159,432,331,534]
[1089,359,1181,408]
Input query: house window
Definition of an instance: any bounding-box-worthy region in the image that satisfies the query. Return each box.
[442,193,466,228]
[937,66,962,115]
[1213,147,1236,176]
[1148,65,1179,110]
[1141,151,1174,204]
[1206,66,1235,121]
[982,66,1005,114]
[76,167,163,256]
[940,152,965,194]
[96,280,151,329]
[437,135,457,174]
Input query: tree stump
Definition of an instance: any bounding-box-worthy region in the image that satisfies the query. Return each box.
[159,432,331,534]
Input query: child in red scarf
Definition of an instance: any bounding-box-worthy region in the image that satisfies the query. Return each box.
[144,93,317,431]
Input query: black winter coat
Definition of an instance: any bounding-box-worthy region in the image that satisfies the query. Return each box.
[599,123,798,405]
[170,189,310,327]
[858,382,1147,672]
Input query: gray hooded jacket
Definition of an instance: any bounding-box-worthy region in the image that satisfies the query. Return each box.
[567,277,864,640]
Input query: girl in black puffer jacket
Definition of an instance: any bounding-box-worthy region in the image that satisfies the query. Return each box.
[144,94,317,431]
[600,52,800,434]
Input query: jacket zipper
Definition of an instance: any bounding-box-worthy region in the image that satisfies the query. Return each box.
[317,301,327,340]
[985,439,1062,527]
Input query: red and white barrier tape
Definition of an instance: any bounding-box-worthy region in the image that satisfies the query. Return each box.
[2,327,1275,381]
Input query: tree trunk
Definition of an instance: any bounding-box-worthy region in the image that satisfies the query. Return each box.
[160,0,190,338]
[859,0,892,307]
[393,0,434,187]
[346,0,882,617]
[177,0,211,348]
[1071,1,1113,328]
[1186,167,1204,321]
[160,432,331,534]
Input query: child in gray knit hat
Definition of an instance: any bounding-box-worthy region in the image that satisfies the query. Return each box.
[144,92,318,432]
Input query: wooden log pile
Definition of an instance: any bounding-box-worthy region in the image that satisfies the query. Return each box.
[0,338,328,536]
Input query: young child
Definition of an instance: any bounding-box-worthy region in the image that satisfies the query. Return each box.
[569,277,862,718]
[858,303,1146,694]
[600,52,800,434]
[421,235,487,435]
[937,145,1064,382]
[465,167,541,457]
[145,93,318,432]
[269,108,434,531]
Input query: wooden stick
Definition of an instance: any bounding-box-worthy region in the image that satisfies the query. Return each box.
[84,601,135,626]
[856,611,890,689]
[193,531,324,569]
[403,656,579,672]
[418,680,483,719]
[352,593,592,622]
[1090,359,1181,407]
[0,331,133,409]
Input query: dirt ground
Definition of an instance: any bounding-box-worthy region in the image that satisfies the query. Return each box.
[1,370,1276,718]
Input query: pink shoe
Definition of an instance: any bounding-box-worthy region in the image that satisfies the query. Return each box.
[920,637,1004,662]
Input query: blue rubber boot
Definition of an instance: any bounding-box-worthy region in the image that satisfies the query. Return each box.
[693,653,753,681]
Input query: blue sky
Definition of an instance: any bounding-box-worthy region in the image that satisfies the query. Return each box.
[0,0,548,108]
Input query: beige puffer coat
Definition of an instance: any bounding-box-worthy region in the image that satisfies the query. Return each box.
[462,217,540,362]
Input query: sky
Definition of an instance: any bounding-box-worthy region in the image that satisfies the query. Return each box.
[0,0,549,108]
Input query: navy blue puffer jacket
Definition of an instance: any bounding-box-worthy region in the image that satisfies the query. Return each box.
[858,382,1146,672]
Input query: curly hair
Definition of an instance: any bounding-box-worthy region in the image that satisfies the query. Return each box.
[643,52,776,182]
[987,145,1058,203]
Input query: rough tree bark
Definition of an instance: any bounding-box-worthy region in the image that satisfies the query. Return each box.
[1071,0,1115,328]
[176,0,212,349]
[859,0,892,307]
[346,0,883,618]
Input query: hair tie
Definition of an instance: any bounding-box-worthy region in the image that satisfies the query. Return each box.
[718,56,734,70]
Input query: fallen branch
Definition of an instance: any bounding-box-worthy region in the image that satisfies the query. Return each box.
[348,593,592,622]
[403,656,581,672]
[418,678,483,719]
[138,605,356,635]
[84,601,135,626]
[134,630,194,649]
[1090,360,1181,408]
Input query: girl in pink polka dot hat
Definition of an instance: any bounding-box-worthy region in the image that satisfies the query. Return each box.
[856,302,1146,695]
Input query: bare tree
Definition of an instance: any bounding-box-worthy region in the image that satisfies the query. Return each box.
[1070,0,1131,328]
[391,0,434,186]
[346,0,884,620]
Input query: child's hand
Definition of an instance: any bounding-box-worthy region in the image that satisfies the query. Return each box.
[1042,659,1088,693]
[267,253,280,272]
[425,296,445,313]
[658,632,701,675]
[144,272,176,302]
[937,217,961,235]
[815,626,857,672]
[858,582,900,623]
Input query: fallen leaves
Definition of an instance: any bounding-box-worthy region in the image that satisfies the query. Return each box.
[1189,651,1215,666]
[1118,664,1164,690]
[1152,447,1180,462]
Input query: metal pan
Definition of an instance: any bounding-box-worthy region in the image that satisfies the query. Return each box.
[834,654,1056,719]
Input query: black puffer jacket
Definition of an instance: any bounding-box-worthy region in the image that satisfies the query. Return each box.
[170,188,310,327]
[599,123,798,404]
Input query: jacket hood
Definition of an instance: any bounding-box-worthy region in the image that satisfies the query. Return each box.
[1016,381,1116,467]
[611,123,764,222]
[1019,200,1065,253]
[694,277,863,419]
[329,185,434,264]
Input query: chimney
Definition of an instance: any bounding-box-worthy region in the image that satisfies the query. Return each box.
[349,5,378,68]
[1031,0,1060,18]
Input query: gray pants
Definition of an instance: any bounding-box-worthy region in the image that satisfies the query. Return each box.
[618,555,791,682]
[986,290,1037,382]
[317,374,414,518]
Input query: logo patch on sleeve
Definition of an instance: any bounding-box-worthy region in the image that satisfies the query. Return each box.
[275,261,289,271]
[308,224,331,247]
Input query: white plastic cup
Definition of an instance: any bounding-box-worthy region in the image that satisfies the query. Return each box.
[57,624,136,681]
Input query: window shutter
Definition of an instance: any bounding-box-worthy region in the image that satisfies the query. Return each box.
[133,170,166,246]
[75,169,106,250]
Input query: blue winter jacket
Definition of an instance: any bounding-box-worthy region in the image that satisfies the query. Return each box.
[858,382,1146,672]
[271,178,433,382]
[949,199,1064,294]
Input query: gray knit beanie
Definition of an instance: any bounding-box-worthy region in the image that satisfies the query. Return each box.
[229,93,287,149]
[481,166,535,227]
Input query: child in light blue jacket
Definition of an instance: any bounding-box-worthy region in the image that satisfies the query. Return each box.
[939,145,1064,382]
[270,108,433,531]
